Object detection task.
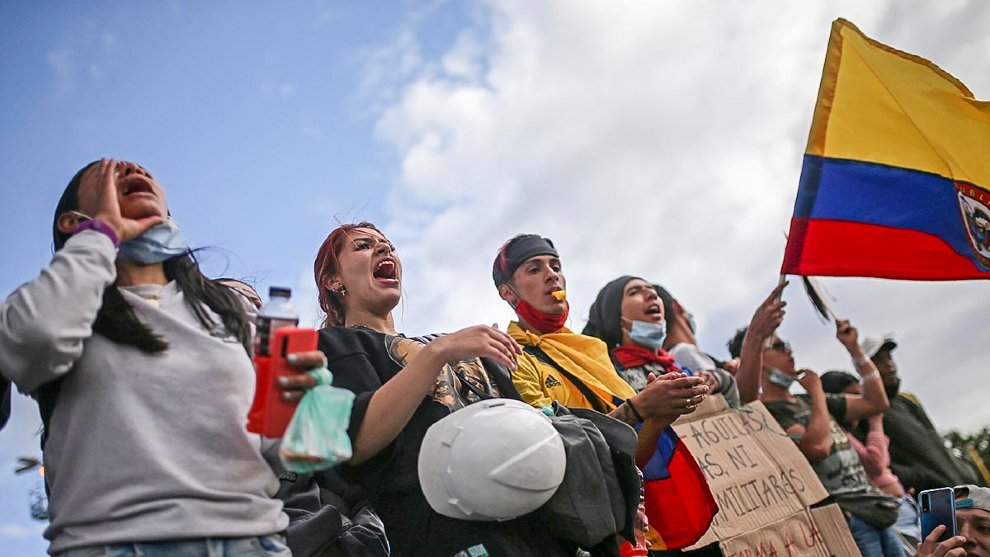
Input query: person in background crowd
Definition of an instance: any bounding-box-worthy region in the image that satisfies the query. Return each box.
[216,277,264,309]
[728,319,902,557]
[915,485,990,557]
[822,371,921,553]
[583,276,739,407]
[856,335,981,494]
[219,278,390,557]
[0,159,290,556]
[285,222,577,557]
[652,285,739,406]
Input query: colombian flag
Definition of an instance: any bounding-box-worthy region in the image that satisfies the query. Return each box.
[782,19,990,280]
[641,426,718,550]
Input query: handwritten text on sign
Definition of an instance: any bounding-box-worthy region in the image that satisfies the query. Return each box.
[673,402,828,541]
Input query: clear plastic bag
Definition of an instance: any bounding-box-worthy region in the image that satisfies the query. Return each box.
[279,367,355,472]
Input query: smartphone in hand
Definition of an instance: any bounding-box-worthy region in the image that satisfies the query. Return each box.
[247,327,318,438]
[919,487,957,544]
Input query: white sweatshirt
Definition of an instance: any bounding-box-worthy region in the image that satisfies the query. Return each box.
[0,230,287,554]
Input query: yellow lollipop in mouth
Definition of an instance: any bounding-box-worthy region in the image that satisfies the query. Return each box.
[551,290,567,301]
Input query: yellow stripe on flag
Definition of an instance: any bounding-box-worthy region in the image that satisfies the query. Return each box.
[806,19,990,191]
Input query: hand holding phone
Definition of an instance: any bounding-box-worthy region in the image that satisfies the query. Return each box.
[919,488,957,545]
[247,327,319,437]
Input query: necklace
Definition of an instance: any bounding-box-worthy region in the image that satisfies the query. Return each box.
[144,285,166,307]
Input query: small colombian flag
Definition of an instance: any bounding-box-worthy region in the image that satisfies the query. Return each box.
[782,19,990,280]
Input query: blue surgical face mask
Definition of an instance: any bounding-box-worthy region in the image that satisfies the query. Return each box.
[687,311,698,335]
[118,218,189,264]
[767,367,795,389]
[627,319,667,350]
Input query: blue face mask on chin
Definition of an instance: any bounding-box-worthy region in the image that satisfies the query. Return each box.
[767,367,795,389]
[118,218,189,264]
[628,319,667,350]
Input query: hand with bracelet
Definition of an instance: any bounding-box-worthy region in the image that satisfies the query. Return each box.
[836,318,881,380]
[834,318,890,422]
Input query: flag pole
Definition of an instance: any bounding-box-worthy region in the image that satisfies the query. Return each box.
[764,274,786,348]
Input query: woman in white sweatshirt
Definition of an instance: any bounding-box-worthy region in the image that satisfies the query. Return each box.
[0,159,289,556]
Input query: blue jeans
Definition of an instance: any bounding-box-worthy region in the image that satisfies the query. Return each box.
[848,515,907,557]
[58,535,291,557]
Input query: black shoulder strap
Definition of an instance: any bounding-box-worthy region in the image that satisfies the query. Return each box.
[478,357,523,402]
[522,344,608,413]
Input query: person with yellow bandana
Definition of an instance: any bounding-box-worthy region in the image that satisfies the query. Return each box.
[491,234,709,462]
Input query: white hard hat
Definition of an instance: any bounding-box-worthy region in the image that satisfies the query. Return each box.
[418,398,566,521]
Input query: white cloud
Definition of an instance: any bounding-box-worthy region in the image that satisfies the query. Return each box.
[45,50,75,95]
[359,0,990,432]
[355,28,425,116]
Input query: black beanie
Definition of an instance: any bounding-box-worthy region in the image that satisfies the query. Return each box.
[492,234,559,287]
[820,371,859,394]
[582,276,639,349]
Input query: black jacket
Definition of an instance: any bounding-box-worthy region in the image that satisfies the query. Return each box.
[854,392,979,494]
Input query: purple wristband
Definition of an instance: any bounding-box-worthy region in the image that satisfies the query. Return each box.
[74,219,120,248]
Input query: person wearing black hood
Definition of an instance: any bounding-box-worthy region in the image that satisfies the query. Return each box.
[583,276,739,407]
[853,336,981,495]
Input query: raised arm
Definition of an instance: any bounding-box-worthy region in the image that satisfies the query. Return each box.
[0,231,117,393]
[791,371,832,462]
[859,414,891,475]
[835,319,889,422]
[736,281,788,403]
[0,158,161,394]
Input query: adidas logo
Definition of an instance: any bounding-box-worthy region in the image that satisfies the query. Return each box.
[545,375,562,388]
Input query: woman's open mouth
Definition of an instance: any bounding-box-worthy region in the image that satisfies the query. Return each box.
[120,176,156,197]
[373,259,399,284]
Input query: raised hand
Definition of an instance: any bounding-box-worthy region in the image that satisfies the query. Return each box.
[835,319,859,350]
[93,158,163,243]
[796,369,822,394]
[749,281,788,339]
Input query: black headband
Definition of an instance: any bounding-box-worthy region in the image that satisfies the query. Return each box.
[493,234,559,286]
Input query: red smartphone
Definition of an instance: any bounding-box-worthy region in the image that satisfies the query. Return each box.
[247,327,319,438]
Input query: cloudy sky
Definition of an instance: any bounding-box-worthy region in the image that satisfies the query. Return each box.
[1,1,988,553]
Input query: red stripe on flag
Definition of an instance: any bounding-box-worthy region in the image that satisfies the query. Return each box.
[781,218,988,280]
[643,439,718,550]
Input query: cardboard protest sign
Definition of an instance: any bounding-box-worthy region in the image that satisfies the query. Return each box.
[719,504,861,557]
[673,396,829,546]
